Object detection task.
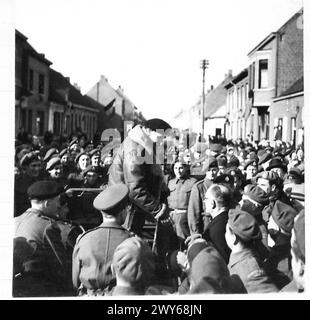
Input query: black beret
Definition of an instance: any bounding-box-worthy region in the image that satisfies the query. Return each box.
[75,151,88,163]
[89,148,101,158]
[213,174,234,186]
[228,209,261,242]
[243,184,269,206]
[217,156,227,167]
[83,140,94,149]
[20,152,40,167]
[205,157,218,171]
[27,180,63,200]
[46,157,61,171]
[145,118,171,131]
[258,152,272,165]
[93,183,129,214]
[271,200,297,233]
[287,167,302,180]
[43,148,59,162]
[266,158,287,172]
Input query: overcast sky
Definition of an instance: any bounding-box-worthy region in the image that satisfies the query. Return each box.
[14,0,303,121]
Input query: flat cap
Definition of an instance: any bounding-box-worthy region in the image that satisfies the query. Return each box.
[83,140,94,149]
[43,148,59,162]
[271,200,297,233]
[93,183,129,213]
[46,157,61,171]
[112,236,154,286]
[288,167,302,180]
[256,171,280,184]
[228,208,262,242]
[27,180,63,200]
[145,118,171,131]
[266,158,287,172]
[20,152,40,167]
[243,184,269,206]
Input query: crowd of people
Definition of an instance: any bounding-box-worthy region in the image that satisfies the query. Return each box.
[13,119,305,297]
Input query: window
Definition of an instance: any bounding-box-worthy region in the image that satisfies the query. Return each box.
[38,74,45,94]
[265,113,270,140]
[36,111,45,135]
[291,117,296,145]
[259,59,268,88]
[252,62,255,89]
[29,69,34,91]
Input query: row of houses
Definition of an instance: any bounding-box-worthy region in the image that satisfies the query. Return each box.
[171,8,304,147]
[15,30,145,141]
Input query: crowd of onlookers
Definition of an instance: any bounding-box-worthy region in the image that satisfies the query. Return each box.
[13,123,305,297]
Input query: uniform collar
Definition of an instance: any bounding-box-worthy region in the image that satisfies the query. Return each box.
[228,247,256,269]
[100,220,124,229]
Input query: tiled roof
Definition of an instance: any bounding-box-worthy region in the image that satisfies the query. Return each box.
[49,68,103,110]
[204,76,233,118]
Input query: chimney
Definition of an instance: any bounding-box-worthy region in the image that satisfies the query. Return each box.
[100,75,108,82]
[73,83,81,91]
[210,85,214,90]
[227,69,232,77]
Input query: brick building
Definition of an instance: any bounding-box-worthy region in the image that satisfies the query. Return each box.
[15,30,52,137]
[270,9,303,146]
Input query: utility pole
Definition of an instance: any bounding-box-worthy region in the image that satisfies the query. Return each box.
[200,59,209,140]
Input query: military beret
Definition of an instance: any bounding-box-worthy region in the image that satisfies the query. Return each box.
[59,148,69,158]
[271,200,297,233]
[88,148,101,158]
[209,143,223,154]
[27,180,63,200]
[46,157,61,171]
[213,174,234,186]
[75,151,88,163]
[258,152,272,165]
[244,159,258,170]
[83,140,94,149]
[205,157,218,171]
[228,208,262,242]
[112,236,154,286]
[266,158,287,172]
[189,244,229,286]
[20,152,40,167]
[243,184,269,206]
[145,118,171,131]
[293,209,305,262]
[69,138,78,147]
[224,167,243,178]
[43,148,59,162]
[93,183,129,213]
[287,167,302,180]
[227,156,240,168]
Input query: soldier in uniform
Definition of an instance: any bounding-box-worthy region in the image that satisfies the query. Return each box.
[14,152,42,217]
[167,160,197,246]
[13,181,72,297]
[72,183,135,296]
[187,157,218,236]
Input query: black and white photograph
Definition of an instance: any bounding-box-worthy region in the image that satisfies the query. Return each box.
[0,0,308,301]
